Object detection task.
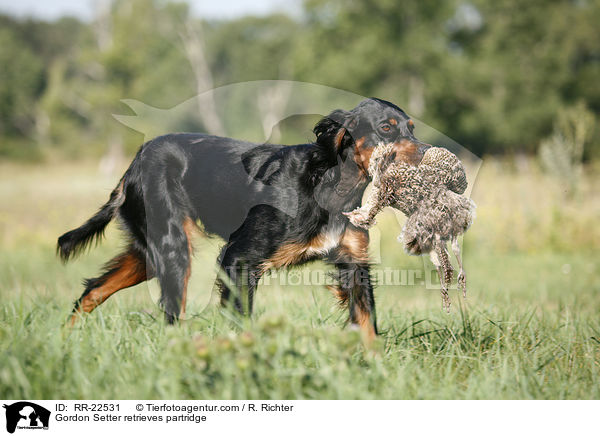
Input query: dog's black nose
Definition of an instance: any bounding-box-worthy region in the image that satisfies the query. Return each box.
[416,142,431,161]
[418,143,431,155]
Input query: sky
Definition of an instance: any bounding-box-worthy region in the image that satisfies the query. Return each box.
[0,0,301,21]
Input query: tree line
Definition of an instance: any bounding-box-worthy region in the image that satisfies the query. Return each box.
[1,0,598,161]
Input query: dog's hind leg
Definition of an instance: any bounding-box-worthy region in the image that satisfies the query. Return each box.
[69,247,149,325]
[146,217,195,324]
[140,143,197,323]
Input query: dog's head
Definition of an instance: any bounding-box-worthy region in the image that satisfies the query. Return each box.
[313,98,430,179]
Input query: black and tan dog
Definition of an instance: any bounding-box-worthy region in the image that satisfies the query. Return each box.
[58,98,429,338]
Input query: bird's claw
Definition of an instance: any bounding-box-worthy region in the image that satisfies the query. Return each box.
[441,289,451,313]
[343,209,375,229]
[458,271,466,298]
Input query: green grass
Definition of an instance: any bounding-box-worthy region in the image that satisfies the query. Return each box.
[0,160,599,399]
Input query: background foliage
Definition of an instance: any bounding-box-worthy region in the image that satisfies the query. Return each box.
[0,0,599,160]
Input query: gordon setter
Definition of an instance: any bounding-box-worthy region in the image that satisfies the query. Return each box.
[57,97,429,338]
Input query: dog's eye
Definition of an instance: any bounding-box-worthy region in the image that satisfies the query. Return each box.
[380,123,391,132]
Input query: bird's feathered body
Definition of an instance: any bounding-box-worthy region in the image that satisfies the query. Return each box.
[345,144,476,311]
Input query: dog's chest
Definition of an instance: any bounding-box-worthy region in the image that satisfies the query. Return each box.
[261,226,344,271]
[305,227,344,256]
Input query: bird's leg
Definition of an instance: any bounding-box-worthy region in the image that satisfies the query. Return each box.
[343,179,390,229]
[437,239,453,312]
[452,236,466,298]
[430,240,452,313]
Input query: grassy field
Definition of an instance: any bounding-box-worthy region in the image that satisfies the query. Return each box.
[0,158,599,399]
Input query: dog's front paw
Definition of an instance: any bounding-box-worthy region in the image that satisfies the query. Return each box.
[343,208,375,229]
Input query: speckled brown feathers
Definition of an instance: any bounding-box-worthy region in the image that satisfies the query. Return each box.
[345,144,476,311]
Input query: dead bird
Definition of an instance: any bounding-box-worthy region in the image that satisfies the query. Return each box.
[344,143,476,312]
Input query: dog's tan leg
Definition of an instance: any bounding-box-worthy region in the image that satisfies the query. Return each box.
[331,227,377,342]
[69,249,148,326]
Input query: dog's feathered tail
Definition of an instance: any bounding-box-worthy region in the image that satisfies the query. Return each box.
[57,179,125,262]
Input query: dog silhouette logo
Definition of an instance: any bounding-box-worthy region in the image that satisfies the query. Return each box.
[2,402,50,433]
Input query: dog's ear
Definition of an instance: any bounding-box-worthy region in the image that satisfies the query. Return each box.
[313,109,358,153]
